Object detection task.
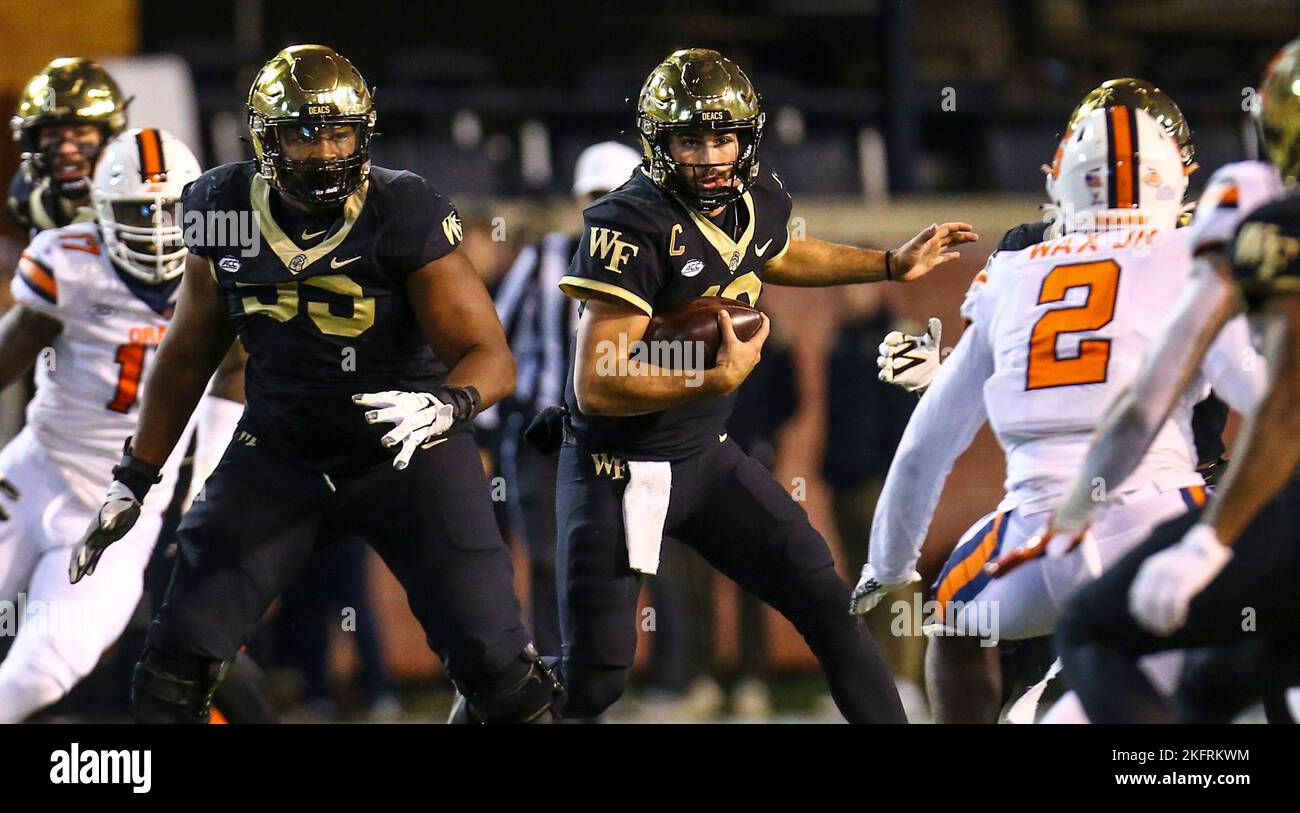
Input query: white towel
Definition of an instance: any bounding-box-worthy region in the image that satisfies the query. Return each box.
[622,460,672,575]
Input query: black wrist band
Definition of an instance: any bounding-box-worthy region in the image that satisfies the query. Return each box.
[884,250,894,281]
[111,438,162,501]
[434,385,482,425]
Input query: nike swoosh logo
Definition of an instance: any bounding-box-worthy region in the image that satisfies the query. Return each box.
[754,239,774,256]
[302,229,327,240]
[330,256,362,269]
[718,433,728,443]
[419,437,450,450]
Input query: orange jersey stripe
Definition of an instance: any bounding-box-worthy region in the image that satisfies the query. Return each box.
[936,513,1004,616]
[1109,106,1135,209]
[18,254,57,302]
[1188,485,1207,507]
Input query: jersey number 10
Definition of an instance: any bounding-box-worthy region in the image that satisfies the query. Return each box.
[1026,259,1121,390]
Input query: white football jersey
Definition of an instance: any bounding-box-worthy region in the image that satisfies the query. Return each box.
[962,224,1262,509]
[10,222,191,508]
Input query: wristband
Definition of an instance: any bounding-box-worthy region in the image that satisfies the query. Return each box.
[433,385,482,426]
[884,250,894,281]
[110,437,163,501]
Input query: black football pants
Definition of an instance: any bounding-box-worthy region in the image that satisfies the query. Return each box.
[1058,479,1300,723]
[555,437,906,722]
[144,431,530,688]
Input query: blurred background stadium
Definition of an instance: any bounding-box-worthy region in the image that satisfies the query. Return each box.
[0,0,1286,721]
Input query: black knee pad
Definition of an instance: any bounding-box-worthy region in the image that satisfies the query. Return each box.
[132,644,230,724]
[557,662,630,719]
[450,643,563,724]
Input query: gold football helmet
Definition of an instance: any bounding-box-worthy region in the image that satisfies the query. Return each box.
[247,44,377,207]
[636,48,764,210]
[1066,78,1194,170]
[1256,38,1300,186]
[10,57,129,194]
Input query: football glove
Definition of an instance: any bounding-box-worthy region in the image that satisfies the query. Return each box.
[70,441,160,584]
[70,481,143,584]
[354,386,480,470]
[0,477,19,522]
[878,317,942,393]
[1129,524,1231,636]
[849,562,921,615]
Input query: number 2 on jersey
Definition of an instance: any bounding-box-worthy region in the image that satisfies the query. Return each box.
[107,343,148,413]
[1026,259,1120,390]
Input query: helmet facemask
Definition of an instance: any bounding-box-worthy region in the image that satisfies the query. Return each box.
[642,120,762,211]
[96,195,187,284]
[250,115,375,209]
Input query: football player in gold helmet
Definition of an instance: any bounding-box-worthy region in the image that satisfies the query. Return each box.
[7,58,129,234]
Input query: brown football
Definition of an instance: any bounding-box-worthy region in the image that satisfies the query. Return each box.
[642,296,763,368]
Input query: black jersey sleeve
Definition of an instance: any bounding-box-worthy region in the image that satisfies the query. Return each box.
[559,198,665,317]
[376,172,462,274]
[179,166,233,258]
[1230,196,1300,311]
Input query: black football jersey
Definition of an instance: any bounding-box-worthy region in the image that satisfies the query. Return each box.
[560,166,793,460]
[6,167,87,235]
[182,161,463,473]
[1230,193,1300,312]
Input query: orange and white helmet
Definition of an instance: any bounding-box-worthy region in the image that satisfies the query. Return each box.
[1046,105,1188,234]
[91,127,202,284]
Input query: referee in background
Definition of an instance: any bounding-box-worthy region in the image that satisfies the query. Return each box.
[479,142,643,656]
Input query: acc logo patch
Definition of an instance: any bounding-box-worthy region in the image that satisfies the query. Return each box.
[681,259,705,277]
[218,256,241,273]
[88,303,117,320]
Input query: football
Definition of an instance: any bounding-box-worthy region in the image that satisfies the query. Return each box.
[642,296,763,368]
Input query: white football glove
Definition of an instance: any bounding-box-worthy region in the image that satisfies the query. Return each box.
[1128,524,1232,637]
[849,562,921,615]
[354,390,457,470]
[878,317,942,393]
[70,480,142,584]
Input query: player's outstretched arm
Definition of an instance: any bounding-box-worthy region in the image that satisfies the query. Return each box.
[764,222,978,287]
[572,295,768,417]
[131,253,238,468]
[0,303,61,390]
[851,325,993,613]
[1202,293,1300,546]
[70,253,235,583]
[1126,292,1300,636]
